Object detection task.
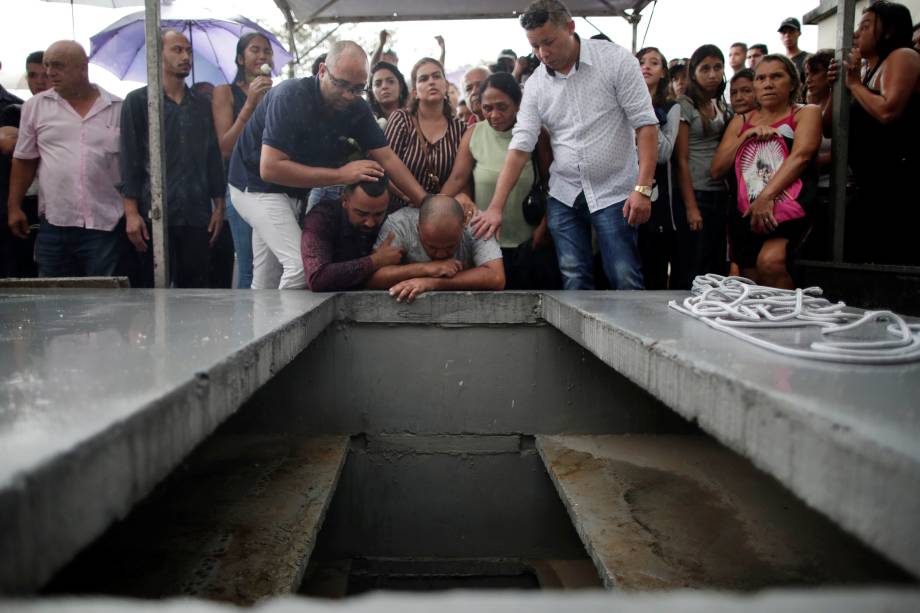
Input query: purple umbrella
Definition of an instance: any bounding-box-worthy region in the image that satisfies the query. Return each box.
[89,7,292,85]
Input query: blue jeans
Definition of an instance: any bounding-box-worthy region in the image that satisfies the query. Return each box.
[225,189,253,289]
[306,185,344,214]
[546,193,644,290]
[36,218,124,278]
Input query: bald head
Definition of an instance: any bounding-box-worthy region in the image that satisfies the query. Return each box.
[44,40,90,97]
[325,41,368,72]
[419,195,465,230]
[462,67,489,95]
[46,40,87,64]
[319,41,369,111]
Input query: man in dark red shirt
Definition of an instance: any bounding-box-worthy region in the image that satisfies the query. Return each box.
[301,175,403,291]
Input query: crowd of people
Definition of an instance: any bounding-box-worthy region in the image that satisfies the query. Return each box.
[1,0,918,299]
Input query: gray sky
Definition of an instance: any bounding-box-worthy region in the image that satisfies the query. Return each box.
[1,0,821,98]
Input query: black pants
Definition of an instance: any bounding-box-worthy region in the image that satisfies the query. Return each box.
[208,220,234,288]
[678,190,729,284]
[0,196,38,278]
[638,225,687,290]
[123,223,210,288]
[501,239,562,290]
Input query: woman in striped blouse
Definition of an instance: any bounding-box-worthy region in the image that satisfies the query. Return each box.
[384,57,466,211]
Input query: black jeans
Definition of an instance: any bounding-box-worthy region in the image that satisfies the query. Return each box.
[123,223,210,288]
[678,190,729,284]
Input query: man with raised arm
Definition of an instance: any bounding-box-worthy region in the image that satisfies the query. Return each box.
[228,40,427,289]
[470,0,658,290]
[367,194,504,302]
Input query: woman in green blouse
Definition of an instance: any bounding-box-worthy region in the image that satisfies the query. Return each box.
[440,72,556,289]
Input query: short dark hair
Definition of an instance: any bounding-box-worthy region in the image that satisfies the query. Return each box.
[865,0,915,62]
[730,68,755,84]
[750,43,769,54]
[804,49,834,73]
[730,42,748,53]
[346,174,389,198]
[478,72,522,107]
[26,51,44,67]
[519,0,572,30]
[311,53,327,76]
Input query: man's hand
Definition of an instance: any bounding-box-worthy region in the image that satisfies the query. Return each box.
[623,191,651,226]
[7,207,29,239]
[389,277,436,303]
[208,206,224,247]
[470,206,503,240]
[126,212,149,252]
[379,30,389,45]
[435,35,445,49]
[0,126,18,156]
[339,159,385,184]
[371,232,404,269]
[423,259,463,278]
[532,219,551,250]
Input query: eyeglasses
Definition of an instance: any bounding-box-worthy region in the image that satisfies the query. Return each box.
[325,67,367,97]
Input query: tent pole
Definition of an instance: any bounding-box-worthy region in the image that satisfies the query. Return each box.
[273,0,300,78]
[829,0,854,263]
[145,0,168,287]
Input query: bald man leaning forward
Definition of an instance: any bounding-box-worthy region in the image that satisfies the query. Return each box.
[228,40,429,289]
[8,41,124,278]
[367,194,504,302]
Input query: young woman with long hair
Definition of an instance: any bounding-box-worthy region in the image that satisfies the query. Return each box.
[384,57,466,210]
[827,1,920,264]
[636,47,684,289]
[674,44,732,282]
[211,32,274,288]
[367,61,409,127]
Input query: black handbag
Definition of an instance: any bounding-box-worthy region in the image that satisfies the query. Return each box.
[521,155,546,226]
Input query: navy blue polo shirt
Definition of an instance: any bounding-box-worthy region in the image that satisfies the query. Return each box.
[228,76,386,199]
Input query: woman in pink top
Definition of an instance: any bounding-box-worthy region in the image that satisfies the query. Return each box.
[711,55,821,289]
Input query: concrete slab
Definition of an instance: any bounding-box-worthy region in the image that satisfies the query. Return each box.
[541,292,920,577]
[3,588,920,612]
[46,434,348,604]
[0,289,335,593]
[537,434,908,590]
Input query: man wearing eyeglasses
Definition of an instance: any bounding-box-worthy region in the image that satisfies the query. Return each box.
[228,40,427,290]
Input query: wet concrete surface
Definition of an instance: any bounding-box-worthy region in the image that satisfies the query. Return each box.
[538,434,912,590]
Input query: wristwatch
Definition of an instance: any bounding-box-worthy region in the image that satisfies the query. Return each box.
[634,185,653,198]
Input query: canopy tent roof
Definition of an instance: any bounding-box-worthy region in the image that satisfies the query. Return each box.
[280,0,654,24]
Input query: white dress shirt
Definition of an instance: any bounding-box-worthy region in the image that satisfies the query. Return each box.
[510,36,658,213]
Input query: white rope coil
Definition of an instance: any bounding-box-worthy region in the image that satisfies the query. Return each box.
[668,274,920,364]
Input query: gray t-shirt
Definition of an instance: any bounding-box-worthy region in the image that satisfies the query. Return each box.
[374,207,502,268]
[678,97,728,192]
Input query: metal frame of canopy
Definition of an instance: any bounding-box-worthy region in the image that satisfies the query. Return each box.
[140,0,857,288]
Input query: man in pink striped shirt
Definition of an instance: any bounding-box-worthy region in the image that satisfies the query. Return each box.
[7,41,124,278]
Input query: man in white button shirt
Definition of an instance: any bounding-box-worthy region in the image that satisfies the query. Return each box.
[471,0,658,289]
